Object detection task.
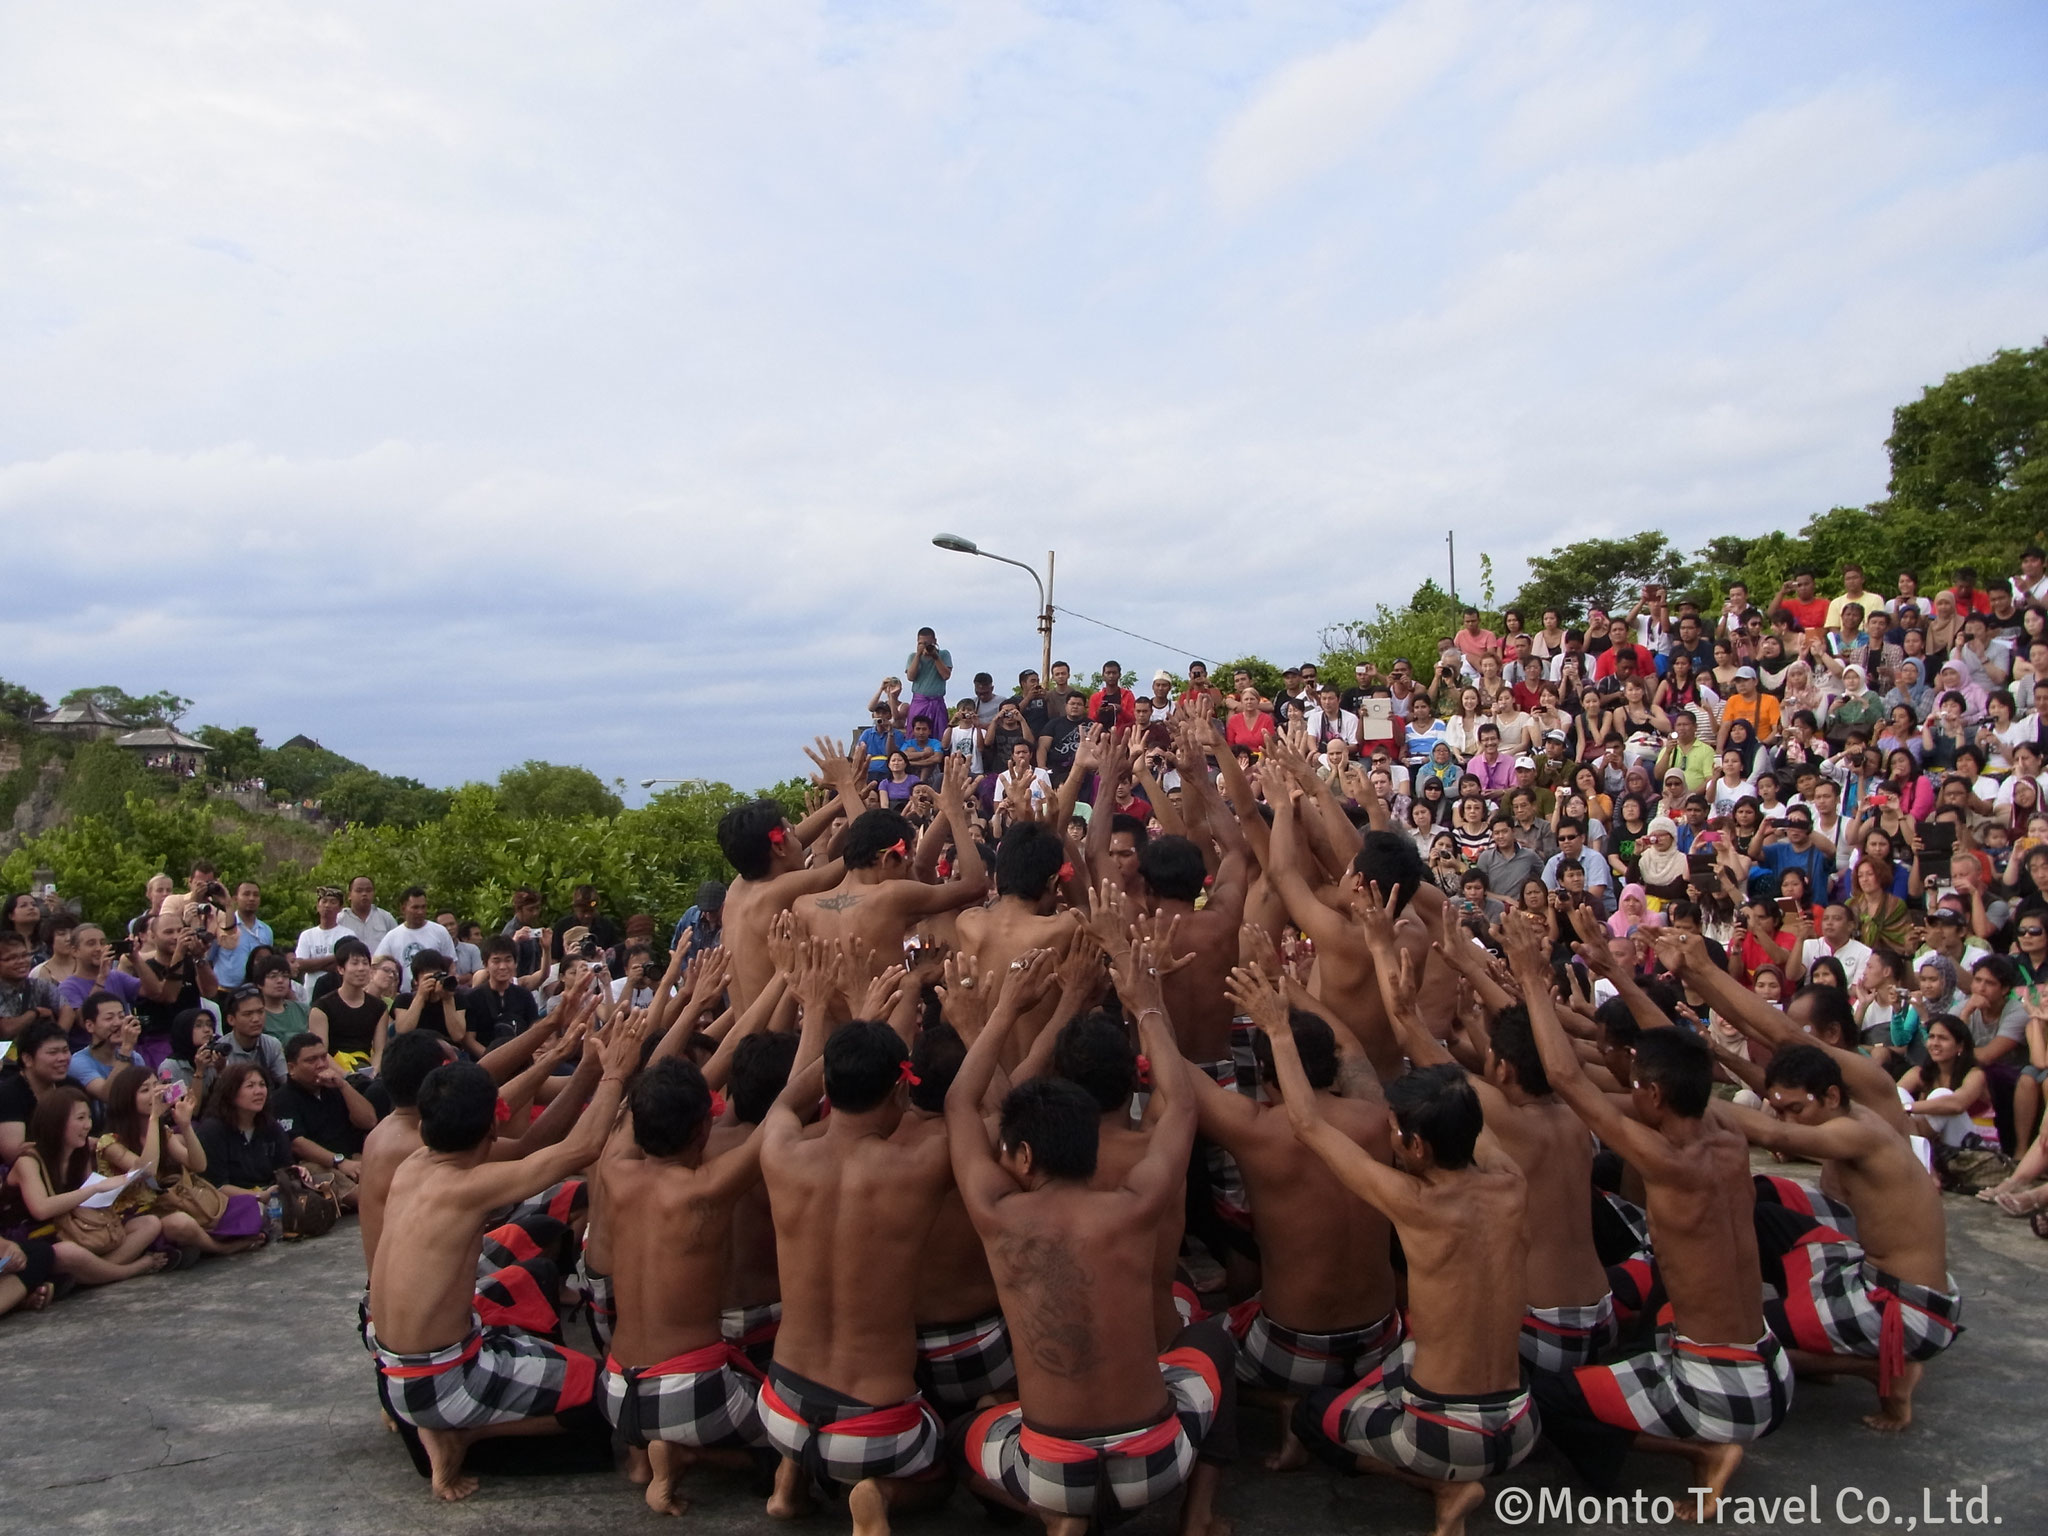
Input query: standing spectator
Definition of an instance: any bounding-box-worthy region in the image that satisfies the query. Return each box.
[670,882,725,961]
[1087,660,1137,730]
[549,884,621,965]
[56,925,141,1038]
[1039,690,1089,784]
[335,875,397,948]
[372,887,458,977]
[904,626,954,737]
[1451,606,1499,663]
[436,911,484,981]
[1777,568,1832,632]
[500,886,548,978]
[292,887,351,993]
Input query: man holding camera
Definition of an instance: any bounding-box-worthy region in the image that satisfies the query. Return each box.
[905,626,954,738]
[395,956,478,1059]
[136,908,217,1070]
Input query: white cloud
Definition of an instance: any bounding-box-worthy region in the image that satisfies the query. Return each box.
[0,2,2044,795]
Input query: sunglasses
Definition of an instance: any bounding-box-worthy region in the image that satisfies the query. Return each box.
[2022,928,2045,938]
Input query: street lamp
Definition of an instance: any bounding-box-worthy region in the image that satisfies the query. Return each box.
[640,778,686,790]
[930,534,1056,685]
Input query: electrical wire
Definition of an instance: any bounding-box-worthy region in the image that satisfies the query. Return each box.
[1051,605,1219,664]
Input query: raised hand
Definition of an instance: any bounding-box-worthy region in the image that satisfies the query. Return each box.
[1354,881,1399,955]
[940,752,972,805]
[1223,962,1287,1038]
[690,948,734,1005]
[1113,932,1184,1021]
[766,910,802,979]
[1084,879,1136,964]
[600,1005,654,1079]
[1054,929,1107,1012]
[859,963,909,1022]
[937,950,994,1039]
[1238,921,1280,970]
[994,947,1060,1015]
[1495,906,1550,978]
[791,938,840,1024]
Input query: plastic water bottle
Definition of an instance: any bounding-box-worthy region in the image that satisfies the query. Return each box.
[265,1189,284,1246]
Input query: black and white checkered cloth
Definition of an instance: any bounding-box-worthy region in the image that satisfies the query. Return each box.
[601,1342,767,1449]
[1520,1293,1619,1376]
[915,1311,1016,1414]
[1562,1323,1793,1442]
[1297,1336,1537,1482]
[1227,1298,1403,1390]
[758,1362,943,1487]
[372,1313,597,1431]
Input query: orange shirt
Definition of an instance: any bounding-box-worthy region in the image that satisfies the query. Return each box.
[1722,692,1780,739]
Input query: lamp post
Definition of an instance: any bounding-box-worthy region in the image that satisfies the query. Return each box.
[930,534,1056,685]
[640,778,686,790]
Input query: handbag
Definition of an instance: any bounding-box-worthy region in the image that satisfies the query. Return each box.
[1932,1139,2015,1195]
[56,1203,128,1256]
[156,1168,229,1229]
[276,1165,341,1239]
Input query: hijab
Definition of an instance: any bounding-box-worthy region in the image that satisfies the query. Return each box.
[1638,817,1688,887]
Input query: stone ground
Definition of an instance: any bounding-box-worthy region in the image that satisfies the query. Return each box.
[5,1182,2046,1536]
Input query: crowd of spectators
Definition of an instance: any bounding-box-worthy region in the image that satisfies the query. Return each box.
[2,553,2045,1322]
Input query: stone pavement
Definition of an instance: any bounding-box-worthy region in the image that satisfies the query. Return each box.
[5,1186,2046,1536]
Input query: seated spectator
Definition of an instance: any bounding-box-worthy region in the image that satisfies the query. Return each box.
[462,937,539,1048]
[0,931,61,1041]
[66,993,143,1104]
[194,1063,299,1194]
[388,954,478,1062]
[0,1018,73,1162]
[6,1085,170,1282]
[95,1065,263,1255]
[253,955,310,1046]
[1902,1016,2000,1182]
[270,1035,373,1211]
[309,939,388,1070]
[55,924,142,1046]
[215,986,287,1089]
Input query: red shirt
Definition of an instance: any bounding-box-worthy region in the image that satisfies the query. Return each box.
[1946,586,1992,616]
[1593,644,1657,680]
[1087,687,1136,730]
[1225,711,1276,753]
[1782,596,1830,631]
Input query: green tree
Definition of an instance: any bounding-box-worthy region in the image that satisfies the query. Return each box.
[1213,656,1289,701]
[58,739,162,820]
[263,743,362,801]
[0,677,47,723]
[495,760,625,820]
[195,725,265,784]
[319,770,452,829]
[59,686,193,725]
[1509,533,1696,621]
[1886,341,2045,540]
[1317,579,1465,676]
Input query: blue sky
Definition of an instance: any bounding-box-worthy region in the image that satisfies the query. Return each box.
[3,1,2044,796]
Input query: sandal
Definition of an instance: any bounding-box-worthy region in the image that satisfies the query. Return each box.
[1996,1188,2048,1217]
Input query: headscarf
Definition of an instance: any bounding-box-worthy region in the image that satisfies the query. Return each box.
[1724,716,1761,775]
[1607,884,1656,937]
[1882,658,1930,719]
[1638,818,1688,888]
[1841,664,1869,698]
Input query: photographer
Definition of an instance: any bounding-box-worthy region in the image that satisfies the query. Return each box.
[391,954,477,1059]
[609,942,660,1009]
[370,886,456,977]
[904,625,954,737]
[134,908,217,1071]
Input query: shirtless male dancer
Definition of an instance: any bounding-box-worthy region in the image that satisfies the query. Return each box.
[367,1009,649,1501]
[598,1056,787,1516]
[1239,966,1536,1536]
[1503,912,1792,1517]
[793,756,988,962]
[950,934,1236,1536]
[1719,1045,1961,1431]
[715,739,868,1010]
[1366,893,1617,1380]
[954,823,1084,1070]
[758,1015,958,1535]
[1188,996,1398,1471]
[711,1032,800,1367]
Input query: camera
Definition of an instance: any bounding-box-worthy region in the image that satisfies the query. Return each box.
[190,902,216,926]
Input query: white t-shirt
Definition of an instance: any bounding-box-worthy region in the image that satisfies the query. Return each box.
[295,923,350,974]
[944,726,984,776]
[372,921,457,979]
[999,766,1052,810]
[1710,779,1756,818]
[1800,937,1872,987]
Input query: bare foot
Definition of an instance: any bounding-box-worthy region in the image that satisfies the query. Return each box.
[26,1282,53,1312]
[1671,1444,1743,1521]
[766,1456,812,1519]
[626,1445,652,1485]
[1038,1517,1089,1536]
[418,1426,481,1502]
[1177,1461,1226,1536]
[849,1478,891,1536]
[1863,1360,1921,1433]
[381,1410,399,1433]
[1263,1396,1308,1471]
[1430,1481,1485,1536]
[645,1441,690,1515]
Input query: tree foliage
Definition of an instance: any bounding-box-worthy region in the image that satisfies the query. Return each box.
[59,685,193,726]
[194,725,266,784]
[1509,533,1698,623]
[1317,580,1464,676]
[0,678,48,723]
[495,760,625,821]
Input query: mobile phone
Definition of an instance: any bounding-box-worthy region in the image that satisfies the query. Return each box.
[1777,897,1799,913]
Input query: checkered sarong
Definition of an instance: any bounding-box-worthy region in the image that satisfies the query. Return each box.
[491,1177,587,1232]
[372,1313,596,1431]
[474,1255,562,1338]
[1227,1298,1403,1390]
[1193,1059,1253,1229]
[1762,1219,1962,1399]
[1228,1019,1266,1101]
[601,1342,767,1449]
[1520,1294,1619,1376]
[721,1300,782,1368]
[1753,1174,1858,1240]
[960,1325,1230,1520]
[575,1255,614,1351]
[477,1211,567,1276]
[915,1311,1016,1413]
[1298,1337,1537,1482]
[758,1363,943,1487]
[1565,1324,1792,1442]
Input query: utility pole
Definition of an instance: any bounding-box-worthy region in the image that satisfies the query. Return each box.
[1447,530,1457,604]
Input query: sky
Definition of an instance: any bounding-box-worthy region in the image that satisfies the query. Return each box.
[3,1,2045,797]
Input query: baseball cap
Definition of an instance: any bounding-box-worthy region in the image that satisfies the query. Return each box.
[1514,754,1537,770]
[1734,666,1757,679]
[1544,729,1568,743]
